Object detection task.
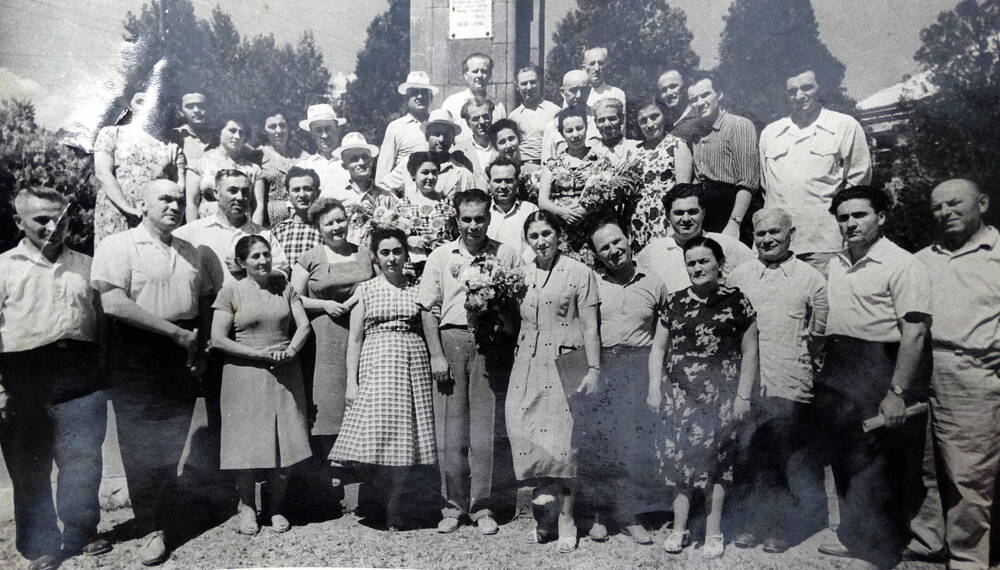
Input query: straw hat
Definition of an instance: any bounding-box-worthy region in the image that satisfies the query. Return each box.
[299,104,346,131]
[422,108,462,136]
[333,132,380,160]
[398,71,439,95]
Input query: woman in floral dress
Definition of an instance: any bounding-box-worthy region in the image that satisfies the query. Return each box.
[93,91,186,244]
[257,112,307,227]
[628,98,693,253]
[537,107,605,266]
[398,152,458,268]
[647,236,759,560]
[330,227,436,530]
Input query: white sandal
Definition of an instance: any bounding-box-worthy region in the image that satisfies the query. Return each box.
[662,529,689,553]
[702,533,725,559]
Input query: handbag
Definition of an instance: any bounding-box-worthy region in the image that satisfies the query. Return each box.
[555,345,589,415]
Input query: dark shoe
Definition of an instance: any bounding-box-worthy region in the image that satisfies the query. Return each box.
[28,554,60,570]
[436,516,461,533]
[139,531,168,566]
[734,532,757,549]
[818,541,853,558]
[762,537,789,553]
[621,523,653,545]
[900,547,947,562]
[63,537,112,557]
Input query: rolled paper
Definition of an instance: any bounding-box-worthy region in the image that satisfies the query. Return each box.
[862,402,929,433]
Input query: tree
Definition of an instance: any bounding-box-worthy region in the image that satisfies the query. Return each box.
[1,99,96,253]
[545,0,699,106]
[342,0,410,145]
[716,0,855,126]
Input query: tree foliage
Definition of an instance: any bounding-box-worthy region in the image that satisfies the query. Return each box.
[107,0,332,144]
[342,0,410,145]
[716,0,854,125]
[1,99,96,253]
[545,0,699,104]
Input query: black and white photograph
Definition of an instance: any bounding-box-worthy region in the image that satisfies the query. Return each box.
[0,0,998,568]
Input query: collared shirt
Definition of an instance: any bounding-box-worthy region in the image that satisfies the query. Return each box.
[173,214,289,288]
[587,83,627,113]
[416,238,523,328]
[508,100,561,162]
[453,138,497,180]
[916,225,1000,352]
[593,136,640,165]
[91,224,213,321]
[170,124,210,165]
[597,265,669,348]
[401,154,486,198]
[728,255,828,402]
[827,237,931,343]
[271,216,323,266]
[486,200,538,262]
[441,88,507,124]
[692,110,760,191]
[376,113,427,188]
[636,231,755,293]
[0,240,97,352]
[760,108,872,254]
[296,153,351,198]
[540,114,602,162]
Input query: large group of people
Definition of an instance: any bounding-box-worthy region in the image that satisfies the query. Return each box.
[1,44,998,570]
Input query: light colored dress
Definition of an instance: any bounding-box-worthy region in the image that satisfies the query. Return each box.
[93,125,185,244]
[259,144,307,227]
[506,254,600,480]
[330,277,437,467]
[629,134,685,253]
[296,245,373,435]
[213,277,311,470]
[192,147,262,219]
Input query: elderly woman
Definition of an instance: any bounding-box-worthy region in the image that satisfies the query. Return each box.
[186,113,265,223]
[291,197,373,504]
[628,99,694,253]
[329,227,437,530]
[258,111,307,226]
[93,91,186,244]
[507,210,601,553]
[211,235,312,535]
[647,236,759,559]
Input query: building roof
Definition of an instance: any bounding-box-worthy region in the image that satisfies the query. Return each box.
[856,71,937,111]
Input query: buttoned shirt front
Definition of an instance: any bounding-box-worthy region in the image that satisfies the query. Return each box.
[827,237,931,343]
[173,214,289,288]
[296,153,351,198]
[91,224,213,321]
[441,88,507,124]
[170,124,209,165]
[486,200,538,262]
[728,255,828,402]
[453,138,497,181]
[416,238,523,328]
[587,83,627,113]
[0,240,97,352]
[271,216,322,266]
[760,108,872,254]
[916,225,1000,352]
[597,265,668,348]
[508,100,561,162]
[376,113,427,188]
[636,231,755,293]
[692,110,760,191]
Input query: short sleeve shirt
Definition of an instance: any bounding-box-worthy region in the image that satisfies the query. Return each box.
[636,232,755,293]
[597,266,669,348]
[508,100,561,162]
[826,237,931,343]
[173,215,289,289]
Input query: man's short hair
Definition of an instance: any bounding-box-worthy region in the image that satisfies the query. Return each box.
[453,188,492,212]
[583,46,609,61]
[785,65,818,83]
[688,70,721,93]
[592,98,624,118]
[13,186,67,214]
[284,166,320,191]
[215,168,250,189]
[752,207,793,229]
[587,215,628,248]
[462,52,494,73]
[829,185,892,216]
[661,183,704,211]
[460,97,495,121]
[406,151,436,177]
[486,157,521,181]
[516,63,541,82]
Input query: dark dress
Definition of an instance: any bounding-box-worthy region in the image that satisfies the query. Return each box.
[656,285,755,489]
[297,245,374,435]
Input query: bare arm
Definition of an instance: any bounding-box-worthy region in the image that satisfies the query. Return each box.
[537,167,579,221]
[421,310,450,384]
[737,321,760,400]
[285,297,312,356]
[576,304,602,395]
[101,288,195,349]
[185,168,202,223]
[210,309,265,360]
[94,145,140,220]
[673,140,693,184]
[344,296,366,404]
[251,178,266,226]
[647,316,669,407]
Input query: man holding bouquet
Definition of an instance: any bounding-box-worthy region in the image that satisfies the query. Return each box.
[417,189,523,535]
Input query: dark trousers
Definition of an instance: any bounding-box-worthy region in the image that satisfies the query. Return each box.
[0,342,106,559]
[434,328,511,521]
[699,180,760,246]
[810,335,932,569]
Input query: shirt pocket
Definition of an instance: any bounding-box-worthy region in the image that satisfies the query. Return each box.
[556,285,576,319]
[807,137,843,182]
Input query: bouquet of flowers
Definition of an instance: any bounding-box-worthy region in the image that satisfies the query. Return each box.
[577,153,643,214]
[350,203,416,237]
[449,254,526,357]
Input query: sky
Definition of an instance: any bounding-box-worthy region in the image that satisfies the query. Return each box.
[0,0,955,130]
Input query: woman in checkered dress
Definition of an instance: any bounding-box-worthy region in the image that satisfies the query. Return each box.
[330,227,436,529]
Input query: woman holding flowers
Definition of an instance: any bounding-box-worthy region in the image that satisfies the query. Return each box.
[628,99,694,253]
[329,227,436,530]
[506,210,601,553]
[399,151,458,265]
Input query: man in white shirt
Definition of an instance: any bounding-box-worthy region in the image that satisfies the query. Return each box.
[484,157,537,261]
[636,184,754,292]
[507,64,560,164]
[441,53,507,122]
[454,98,498,179]
[759,68,872,273]
[584,47,627,113]
[296,104,351,197]
[540,69,601,161]
[377,71,437,192]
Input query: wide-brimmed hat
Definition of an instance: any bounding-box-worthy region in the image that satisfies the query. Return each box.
[299,104,346,131]
[421,108,462,136]
[398,71,439,96]
[333,132,380,160]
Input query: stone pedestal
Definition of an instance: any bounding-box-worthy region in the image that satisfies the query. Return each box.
[410,0,545,112]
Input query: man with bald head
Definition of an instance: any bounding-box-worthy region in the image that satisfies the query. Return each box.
[541,69,601,161]
[914,179,1000,569]
[583,46,626,112]
[727,207,828,554]
[92,179,215,566]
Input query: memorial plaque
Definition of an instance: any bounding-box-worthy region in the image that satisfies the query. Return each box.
[449,0,492,40]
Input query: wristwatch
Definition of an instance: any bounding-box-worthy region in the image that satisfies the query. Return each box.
[889,384,906,397]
